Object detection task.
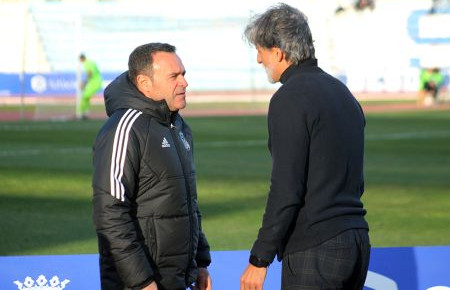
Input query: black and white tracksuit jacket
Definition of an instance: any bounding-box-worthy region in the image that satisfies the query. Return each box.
[92,72,211,290]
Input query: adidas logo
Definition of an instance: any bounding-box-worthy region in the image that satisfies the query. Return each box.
[14,275,70,289]
[161,137,171,148]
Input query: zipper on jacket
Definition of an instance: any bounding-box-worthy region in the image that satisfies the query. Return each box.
[169,123,195,285]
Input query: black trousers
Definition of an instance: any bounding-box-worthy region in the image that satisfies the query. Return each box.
[281,228,370,290]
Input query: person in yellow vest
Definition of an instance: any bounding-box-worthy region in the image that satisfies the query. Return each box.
[79,54,102,119]
[418,67,444,106]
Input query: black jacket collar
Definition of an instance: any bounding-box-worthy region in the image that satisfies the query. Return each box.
[280,58,318,84]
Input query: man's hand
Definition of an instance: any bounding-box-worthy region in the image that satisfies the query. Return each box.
[191,267,212,290]
[142,281,158,290]
[240,264,267,290]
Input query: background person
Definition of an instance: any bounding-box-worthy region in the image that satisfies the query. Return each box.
[78,53,102,119]
[418,67,445,105]
[240,4,370,290]
[92,43,211,290]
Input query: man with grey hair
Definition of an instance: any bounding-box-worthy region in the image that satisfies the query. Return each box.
[240,3,370,290]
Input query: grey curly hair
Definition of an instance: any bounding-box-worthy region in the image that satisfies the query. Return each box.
[244,3,315,65]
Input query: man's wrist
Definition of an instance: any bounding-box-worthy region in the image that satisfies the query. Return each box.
[249,255,270,268]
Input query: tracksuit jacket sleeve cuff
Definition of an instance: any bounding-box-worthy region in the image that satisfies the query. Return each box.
[131,277,154,290]
[114,248,155,288]
[249,255,271,268]
[196,251,212,268]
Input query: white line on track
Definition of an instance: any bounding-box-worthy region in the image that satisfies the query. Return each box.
[196,130,450,148]
[196,140,267,148]
[1,130,449,156]
[0,147,90,157]
[365,130,450,140]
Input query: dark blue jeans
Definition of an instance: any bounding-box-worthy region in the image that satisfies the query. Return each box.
[281,228,370,290]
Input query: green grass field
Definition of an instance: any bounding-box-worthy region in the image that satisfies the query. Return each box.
[0,109,449,256]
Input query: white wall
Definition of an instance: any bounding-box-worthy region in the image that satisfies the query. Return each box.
[1,0,448,92]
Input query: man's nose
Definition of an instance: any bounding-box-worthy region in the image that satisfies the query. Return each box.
[179,76,188,87]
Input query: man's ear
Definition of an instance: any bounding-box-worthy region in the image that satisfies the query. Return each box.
[275,47,285,63]
[136,74,152,92]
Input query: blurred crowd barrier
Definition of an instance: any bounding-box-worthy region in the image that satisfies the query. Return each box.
[0,0,449,97]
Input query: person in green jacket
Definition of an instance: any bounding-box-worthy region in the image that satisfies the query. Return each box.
[79,54,102,119]
[418,67,444,105]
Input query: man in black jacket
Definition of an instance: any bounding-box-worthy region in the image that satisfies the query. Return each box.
[240,4,370,290]
[92,43,211,290]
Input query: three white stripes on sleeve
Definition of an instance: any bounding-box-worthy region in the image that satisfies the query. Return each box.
[110,109,142,202]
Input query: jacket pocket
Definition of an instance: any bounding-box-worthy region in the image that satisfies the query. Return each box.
[145,217,158,263]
